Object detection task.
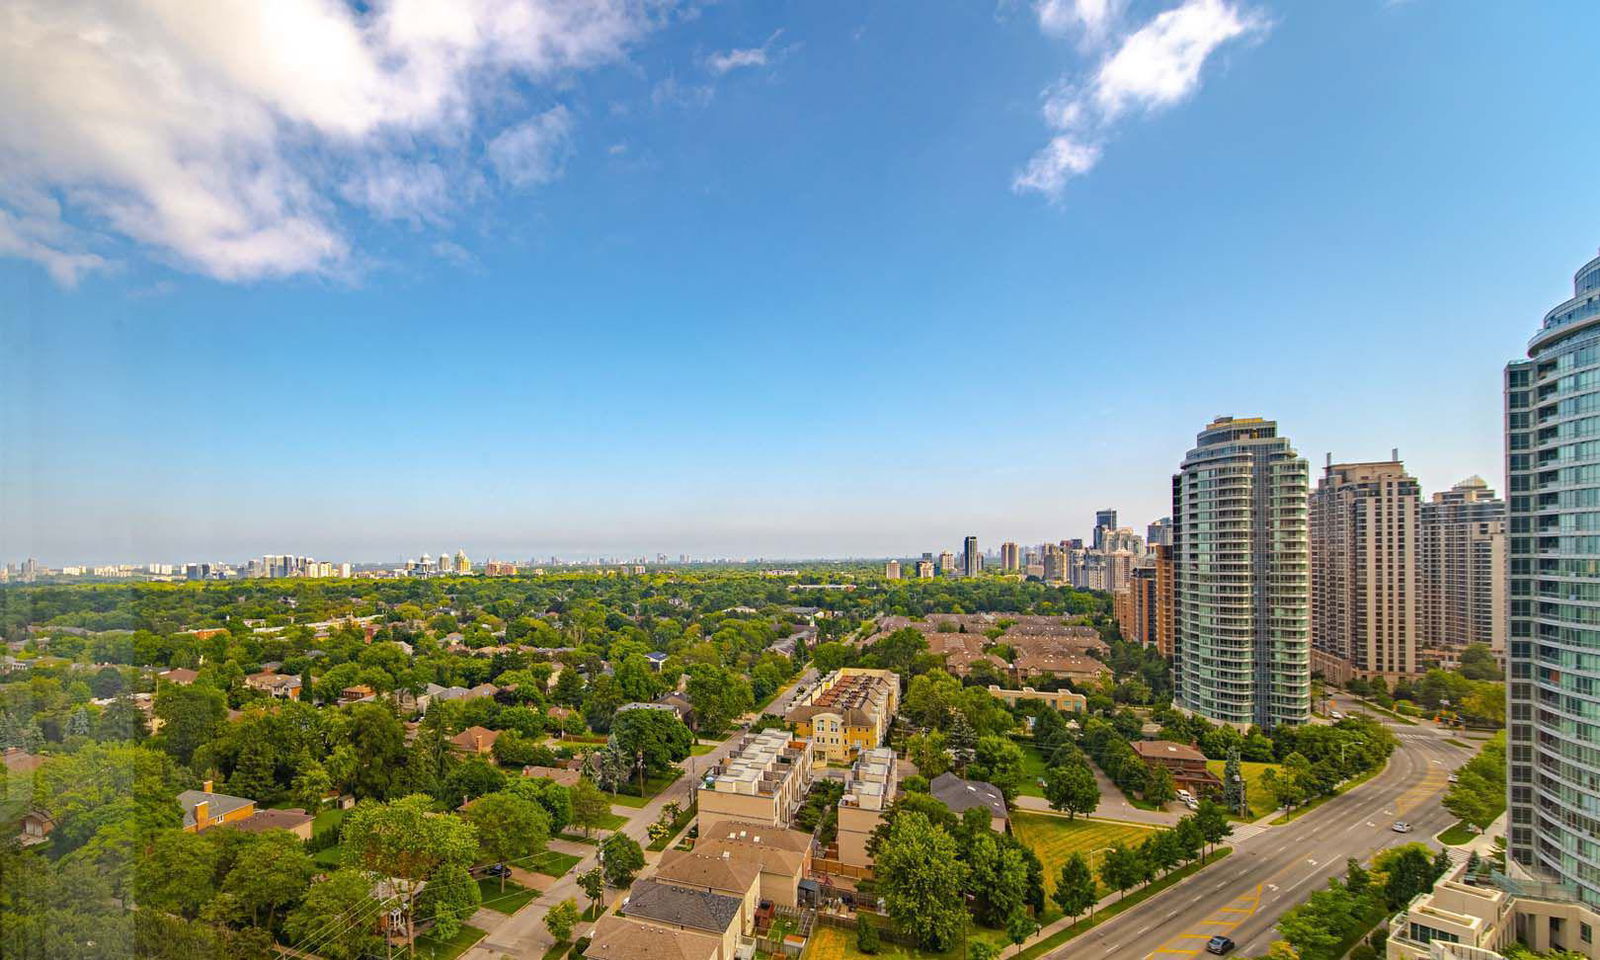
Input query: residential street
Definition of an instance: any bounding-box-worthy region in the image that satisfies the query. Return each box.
[1039,716,1466,960]
[464,668,819,959]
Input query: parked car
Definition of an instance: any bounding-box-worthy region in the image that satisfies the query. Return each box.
[485,863,512,878]
[1186,799,1200,811]
[1392,821,1413,833]
[1206,936,1236,955]
[1330,710,1344,720]
[1448,773,1459,783]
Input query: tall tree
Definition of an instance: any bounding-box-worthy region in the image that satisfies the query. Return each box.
[609,707,693,792]
[464,791,551,890]
[340,794,479,943]
[344,702,407,800]
[1053,852,1097,922]
[153,683,227,765]
[222,829,316,928]
[283,869,383,960]
[570,777,611,837]
[600,832,645,887]
[1043,764,1099,820]
[875,812,968,951]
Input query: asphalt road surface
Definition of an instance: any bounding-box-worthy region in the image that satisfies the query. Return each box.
[1043,718,1465,960]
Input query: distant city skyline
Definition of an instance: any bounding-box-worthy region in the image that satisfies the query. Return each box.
[3,3,1596,567]
[4,457,1505,569]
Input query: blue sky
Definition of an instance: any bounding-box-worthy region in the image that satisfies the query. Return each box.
[2,0,1598,565]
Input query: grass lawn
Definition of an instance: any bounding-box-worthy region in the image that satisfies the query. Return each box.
[558,832,600,845]
[313,845,344,869]
[1017,743,1050,799]
[1205,760,1282,821]
[1438,820,1479,846]
[607,770,684,808]
[806,919,1008,960]
[541,941,573,960]
[1011,812,1155,910]
[690,742,718,756]
[531,851,583,878]
[477,877,540,913]
[414,924,487,960]
[312,807,346,835]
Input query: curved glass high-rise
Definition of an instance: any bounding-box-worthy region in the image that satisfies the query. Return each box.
[1506,252,1600,906]
[1172,416,1311,729]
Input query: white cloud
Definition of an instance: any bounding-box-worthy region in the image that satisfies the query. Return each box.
[0,0,662,284]
[705,30,788,75]
[1035,0,1122,42]
[1015,0,1267,200]
[488,107,574,187]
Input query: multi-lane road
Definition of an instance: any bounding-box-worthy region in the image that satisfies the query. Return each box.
[1044,716,1466,960]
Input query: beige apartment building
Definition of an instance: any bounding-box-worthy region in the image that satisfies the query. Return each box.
[1388,866,1600,959]
[785,668,899,762]
[1309,457,1421,682]
[835,747,898,870]
[696,730,814,827]
[1419,477,1507,663]
[695,818,814,907]
[985,685,1086,713]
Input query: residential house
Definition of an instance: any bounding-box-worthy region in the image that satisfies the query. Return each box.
[929,772,1008,832]
[179,781,257,832]
[623,877,752,960]
[159,667,199,685]
[522,765,582,788]
[1131,740,1223,796]
[450,725,500,756]
[3,746,45,776]
[225,806,315,840]
[244,669,302,700]
[693,819,814,908]
[17,809,54,846]
[585,914,723,960]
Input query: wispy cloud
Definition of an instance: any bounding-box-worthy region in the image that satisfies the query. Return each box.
[0,0,665,285]
[1015,0,1268,200]
[705,30,790,75]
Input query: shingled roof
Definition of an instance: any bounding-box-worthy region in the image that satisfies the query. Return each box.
[585,915,721,960]
[653,849,762,894]
[623,878,742,934]
[929,772,1008,820]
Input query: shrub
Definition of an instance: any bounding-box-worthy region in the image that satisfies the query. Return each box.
[856,915,880,954]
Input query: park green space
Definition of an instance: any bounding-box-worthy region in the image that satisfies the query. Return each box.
[1204,760,1282,821]
[1010,812,1155,905]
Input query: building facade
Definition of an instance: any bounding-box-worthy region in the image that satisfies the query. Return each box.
[1172,416,1311,728]
[784,668,899,762]
[1506,252,1600,907]
[884,560,901,580]
[1420,477,1507,663]
[962,536,980,577]
[1000,541,1020,572]
[1308,458,1421,682]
